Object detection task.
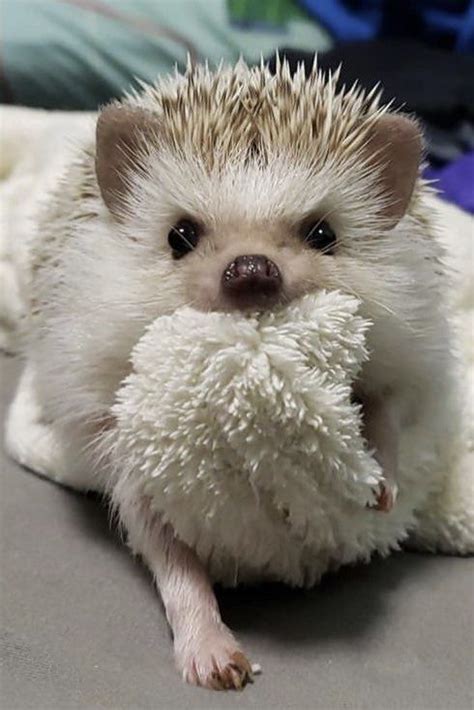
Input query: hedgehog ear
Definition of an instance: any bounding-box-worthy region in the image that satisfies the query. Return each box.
[363,113,423,227]
[96,104,159,218]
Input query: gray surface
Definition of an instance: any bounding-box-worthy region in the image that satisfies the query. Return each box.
[1,354,473,710]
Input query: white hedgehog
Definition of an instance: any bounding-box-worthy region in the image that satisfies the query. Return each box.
[5,59,473,691]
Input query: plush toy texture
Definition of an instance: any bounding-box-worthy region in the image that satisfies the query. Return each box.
[103,290,463,587]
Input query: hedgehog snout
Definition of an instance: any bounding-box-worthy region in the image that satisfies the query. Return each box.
[221,254,282,309]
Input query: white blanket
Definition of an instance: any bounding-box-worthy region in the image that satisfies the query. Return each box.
[0,107,94,352]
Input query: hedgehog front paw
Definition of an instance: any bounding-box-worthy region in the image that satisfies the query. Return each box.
[370,481,398,512]
[174,622,254,690]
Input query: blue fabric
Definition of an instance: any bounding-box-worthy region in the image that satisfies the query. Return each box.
[424,153,474,213]
[298,0,474,51]
[297,0,382,41]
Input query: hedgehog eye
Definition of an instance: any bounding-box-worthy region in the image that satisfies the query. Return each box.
[302,220,337,254]
[168,219,200,259]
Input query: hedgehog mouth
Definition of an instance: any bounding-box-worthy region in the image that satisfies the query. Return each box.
[223,288,283,312]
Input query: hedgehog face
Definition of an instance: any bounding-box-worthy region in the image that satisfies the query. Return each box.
[97,145,419,319]
[95,62,423,318]
[162,203,345,313]
[156,166,344,312]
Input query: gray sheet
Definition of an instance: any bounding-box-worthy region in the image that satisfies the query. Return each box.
[1,354,473,710]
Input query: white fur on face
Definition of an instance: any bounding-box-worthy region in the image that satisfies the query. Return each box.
[112,144,449,396]
[118,146,391,311]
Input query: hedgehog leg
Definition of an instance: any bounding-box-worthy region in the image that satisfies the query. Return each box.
[119,495,255,690]
[407,448,474,555]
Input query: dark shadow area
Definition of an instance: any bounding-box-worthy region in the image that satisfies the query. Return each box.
[217,551,440,646]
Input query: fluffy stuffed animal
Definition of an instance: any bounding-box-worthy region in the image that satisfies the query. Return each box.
[107,291,385,589]
[5,59,473,690]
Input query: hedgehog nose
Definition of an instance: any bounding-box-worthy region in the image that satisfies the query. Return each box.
[222,254,282,307]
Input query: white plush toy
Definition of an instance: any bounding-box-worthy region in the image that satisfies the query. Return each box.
[104,290,469,589]
[107,291,382,587]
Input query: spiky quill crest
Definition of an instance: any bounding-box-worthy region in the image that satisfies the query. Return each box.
[127,56,389,170]
[58,55,429,241]
[89,54,427,238]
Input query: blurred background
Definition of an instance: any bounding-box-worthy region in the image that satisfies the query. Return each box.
[0,0,473,212]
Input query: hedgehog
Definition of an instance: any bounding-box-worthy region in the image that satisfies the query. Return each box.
[5,59,471,691]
